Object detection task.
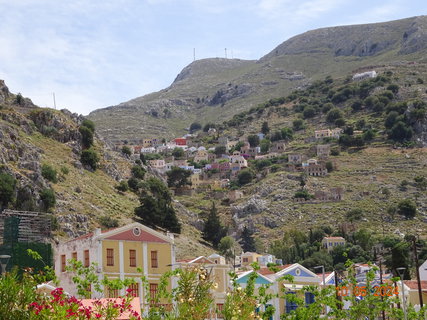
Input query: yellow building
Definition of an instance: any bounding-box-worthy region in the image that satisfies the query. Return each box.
[241,252,262,267]
[321,236,346,252]
[176,255,232,313]
[55,222,175,308]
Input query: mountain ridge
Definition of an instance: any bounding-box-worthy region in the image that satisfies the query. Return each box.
[88,15,427,143]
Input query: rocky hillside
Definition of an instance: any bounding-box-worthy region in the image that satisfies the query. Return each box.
[172,62,427,248]
[88,15,427,143]
[0,81,211,258]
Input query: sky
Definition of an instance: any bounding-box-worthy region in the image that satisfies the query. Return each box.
[0,0,426,115]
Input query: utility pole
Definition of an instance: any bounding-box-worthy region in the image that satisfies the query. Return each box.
[379,259,386,320]
[413,237,424,308]
[225,48,227,59]
[52,92,56,109]
[193,48,195,61]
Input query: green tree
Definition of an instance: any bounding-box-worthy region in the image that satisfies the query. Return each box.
[79,125,94,149]
[292,119,305,131]
[218,236,235,264]
[346,208,363,222]
[261,121,270,135]
[172,147,185,159]
[303,106,316,118]
[397,199,417,218]
[115,180,129,192]
[121,145,132,156]
[247,135,260,147]
[388,121,413,142]
[0,172,16,210]
[260,139,271,154]
[41,164,58,183]
[189,122,202,133]
[214,145,227,156]
[131,165,146,179]
[280,127,293,140]
[80,148,100,170]
[326,108,343,123]
[166,167,192,188]
[240,226,256,252]
[202,202,227,248]
[40,188,56,211]
[134,177,181,233]
[237,169,254,186]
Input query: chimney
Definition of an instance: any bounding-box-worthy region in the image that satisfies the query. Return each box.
[94,228,102,237]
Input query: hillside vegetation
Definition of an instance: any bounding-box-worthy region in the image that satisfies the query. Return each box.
[173,62,427,252]
[0,81,211,258]
[88,15,427,142]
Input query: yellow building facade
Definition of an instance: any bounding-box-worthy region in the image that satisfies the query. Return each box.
[55,222,175,308]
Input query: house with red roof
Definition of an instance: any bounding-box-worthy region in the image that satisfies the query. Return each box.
[54,222,175,309]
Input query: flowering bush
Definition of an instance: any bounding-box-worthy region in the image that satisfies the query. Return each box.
[29,287,141,320]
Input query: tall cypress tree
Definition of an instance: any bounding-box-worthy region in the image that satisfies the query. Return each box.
[202,202,227,248]
[240,226,256,252]
[134,177,181,233]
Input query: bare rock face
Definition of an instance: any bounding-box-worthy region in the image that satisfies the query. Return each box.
[57,214,90,238]
[231,196,268,218]
[0,80,10,103]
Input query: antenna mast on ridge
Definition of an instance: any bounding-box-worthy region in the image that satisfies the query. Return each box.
[193,48,196,61]
[52,92,56,109]
[225,48,227,59]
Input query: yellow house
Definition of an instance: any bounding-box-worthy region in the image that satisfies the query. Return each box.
[241,252,262,267]
[55,222,175,308]
[176,255,232,313]
[400,280,427,308]
[321,236,346,252]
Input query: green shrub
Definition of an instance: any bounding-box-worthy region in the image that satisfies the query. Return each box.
[0,172,16,209]
[326,108,342,123]
[41,164,58,183]
[131,165,146,179]
[397,199,416,218]
[121,146,132,156]
[115,180,129,192]
[40,188,56,211]
[81,119,95,132]
[80,148,100,170]
[98,215,119,229]
[60,166,69,175]
[292,119,305,131]
[79,125,94,149]
[237,169,254,185]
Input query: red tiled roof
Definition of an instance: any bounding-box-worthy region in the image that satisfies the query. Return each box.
[258,264,291,275]
[404,280,427,290]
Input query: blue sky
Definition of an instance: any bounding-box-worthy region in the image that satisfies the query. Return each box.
[0,0,425,115]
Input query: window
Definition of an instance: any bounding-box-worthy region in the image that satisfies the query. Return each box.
[107,287,119,298]
[149,283,158,303]
[128,283,139,297]
[243,257,249,263]
[84,250,90,267]
[151,251,158,268]
[129,249,136,267]
[61,254,66,272]
[107,248,114,266]
[72,252,77,261]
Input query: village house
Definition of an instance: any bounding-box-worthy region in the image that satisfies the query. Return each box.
[230,162,242,178]
[174,138,187,146]
[140,147,156,154]
[352,70,377,81]
[257,254,276,267]
[271,141,286,153]
[148,159,166,170]
[288,154,303,164]
[229,155,248,168]
[173,159,188,167]
[176,255,231,316]
[227,140,239,151]
[255,152,279,160]
[420,259,427,281]
[314,187,344,201]
[399,280,427,309]
[54,223,175,308]
[241,252,262,267]
[314,128,343,140]
[322,236,346,252]
[303,160,327,176]
[133,146,143,154]
[142,139,153,148]
[316,144,330,158]
[194,149,209,163]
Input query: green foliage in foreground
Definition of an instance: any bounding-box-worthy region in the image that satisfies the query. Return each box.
[3,258,427,319]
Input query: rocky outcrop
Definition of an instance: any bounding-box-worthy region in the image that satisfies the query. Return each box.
[231,196,268,218]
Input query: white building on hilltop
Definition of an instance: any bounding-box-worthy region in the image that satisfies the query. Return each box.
[352,70,377,81]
